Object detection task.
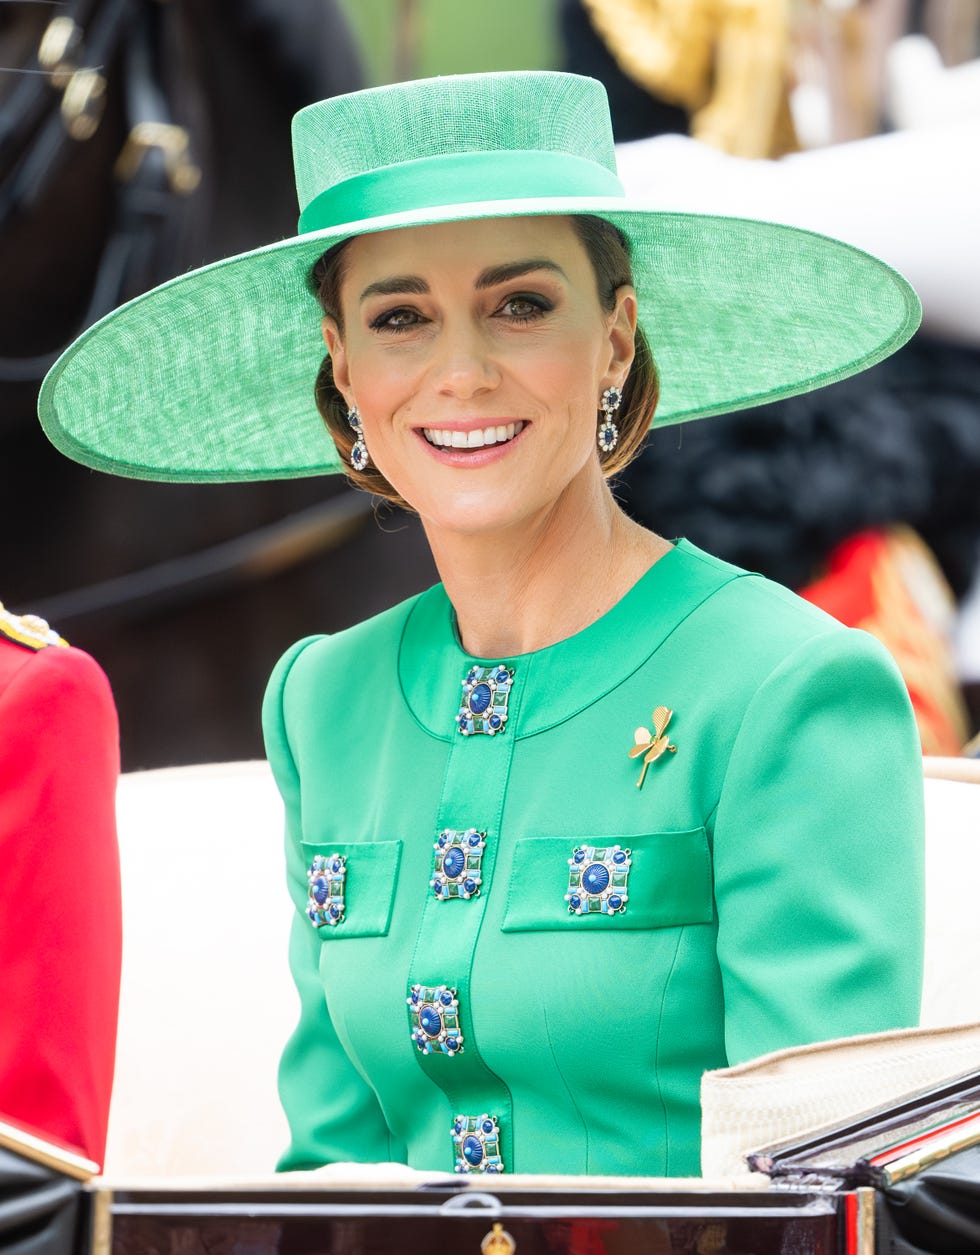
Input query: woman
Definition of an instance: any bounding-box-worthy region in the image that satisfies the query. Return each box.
[38,71,924,1178]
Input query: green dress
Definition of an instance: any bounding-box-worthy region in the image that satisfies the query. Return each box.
[263,540,924,1177]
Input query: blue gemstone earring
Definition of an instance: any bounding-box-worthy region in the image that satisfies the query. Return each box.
[347,405,370,471]
[597,386,622,455]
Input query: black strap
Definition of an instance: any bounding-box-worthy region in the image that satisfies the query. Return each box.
[0,0,200,382]
[0,0,133,225]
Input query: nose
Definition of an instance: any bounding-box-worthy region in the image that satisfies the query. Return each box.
[430,319,500,399]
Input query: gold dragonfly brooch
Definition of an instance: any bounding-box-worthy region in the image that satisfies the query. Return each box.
[629,706,677,788]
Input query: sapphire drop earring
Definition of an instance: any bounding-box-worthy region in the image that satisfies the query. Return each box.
[597,386,622,455]
[347,405,370,471]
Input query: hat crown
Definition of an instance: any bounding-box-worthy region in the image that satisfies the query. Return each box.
[291,71,618,213]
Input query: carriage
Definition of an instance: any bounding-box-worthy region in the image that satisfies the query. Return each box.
[5,757,979,1255]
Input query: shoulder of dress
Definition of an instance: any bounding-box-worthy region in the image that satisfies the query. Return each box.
[671,565,854,693]
[0,601,68,652]
[709,564,843,634]
[677,542,839,633]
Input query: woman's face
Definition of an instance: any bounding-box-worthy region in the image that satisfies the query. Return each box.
[323,215,636,538]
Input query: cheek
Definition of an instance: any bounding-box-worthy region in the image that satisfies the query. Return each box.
[347,340,424,407]
[534,336,607,422]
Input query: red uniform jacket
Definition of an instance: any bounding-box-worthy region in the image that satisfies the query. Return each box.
[0,620,121,1165]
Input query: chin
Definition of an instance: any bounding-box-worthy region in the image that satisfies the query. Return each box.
[416,491,541,538]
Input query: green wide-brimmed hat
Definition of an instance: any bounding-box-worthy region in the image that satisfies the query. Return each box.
[38,71,920,483]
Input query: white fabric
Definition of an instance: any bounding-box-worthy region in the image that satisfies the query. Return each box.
[886,37,980,130]
[105,761,980,1178]
[615,123,980,347]
[105,761,293,1176]
[920,771,980,1028]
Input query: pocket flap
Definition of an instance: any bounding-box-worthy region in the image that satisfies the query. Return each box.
[500,828,712,932]
[299,839,402,938]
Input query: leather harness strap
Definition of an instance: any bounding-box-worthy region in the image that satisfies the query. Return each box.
[0,0,200,382]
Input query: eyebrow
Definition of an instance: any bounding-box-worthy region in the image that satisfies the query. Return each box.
[359,274,429,301]
[358,258,567,303]
[475,258,568,290]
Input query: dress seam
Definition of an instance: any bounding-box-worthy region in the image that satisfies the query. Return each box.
[543,1001,591,1171]
[653,926,686,1176]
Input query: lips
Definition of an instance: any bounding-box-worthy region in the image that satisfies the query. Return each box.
[422,421,525,450]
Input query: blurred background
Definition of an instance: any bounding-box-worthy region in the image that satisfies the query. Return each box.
[1,0,978,768]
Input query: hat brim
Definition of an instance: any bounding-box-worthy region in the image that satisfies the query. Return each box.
[37,196,920,482]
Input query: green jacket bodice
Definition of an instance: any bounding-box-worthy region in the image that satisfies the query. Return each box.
[263,540,924,1177]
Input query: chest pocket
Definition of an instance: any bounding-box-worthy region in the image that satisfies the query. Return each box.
[500,828,712,932]
[299,839,402,939]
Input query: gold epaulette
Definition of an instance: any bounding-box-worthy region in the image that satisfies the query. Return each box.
[0,601,68,651]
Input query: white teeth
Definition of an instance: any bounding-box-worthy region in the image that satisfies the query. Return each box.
[423,421,524,450]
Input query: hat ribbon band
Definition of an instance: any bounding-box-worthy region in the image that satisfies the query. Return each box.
[298,150,625,235]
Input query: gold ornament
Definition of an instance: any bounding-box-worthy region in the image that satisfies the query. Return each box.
[482,1223,516,1255]
[629,705,677,788]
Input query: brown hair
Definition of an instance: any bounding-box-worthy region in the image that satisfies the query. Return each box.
[310,215,659,507]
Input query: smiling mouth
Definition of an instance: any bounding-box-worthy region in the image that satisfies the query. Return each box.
[422,421,525,450]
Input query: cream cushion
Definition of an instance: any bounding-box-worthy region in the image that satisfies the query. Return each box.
[920,761,980,1028]
[105,761,293,1176]
[700,1019,980,1177]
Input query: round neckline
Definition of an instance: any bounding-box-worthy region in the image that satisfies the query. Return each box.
[447,540,681,665]
[398,540,747,740]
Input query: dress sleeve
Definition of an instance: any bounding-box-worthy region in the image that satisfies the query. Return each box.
[712,628,925,1067]
[0,646,121,1165]
[262,639,397,1171]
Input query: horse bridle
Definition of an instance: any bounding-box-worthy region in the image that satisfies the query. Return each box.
[2,2,375,616]
[0,0,202,382]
